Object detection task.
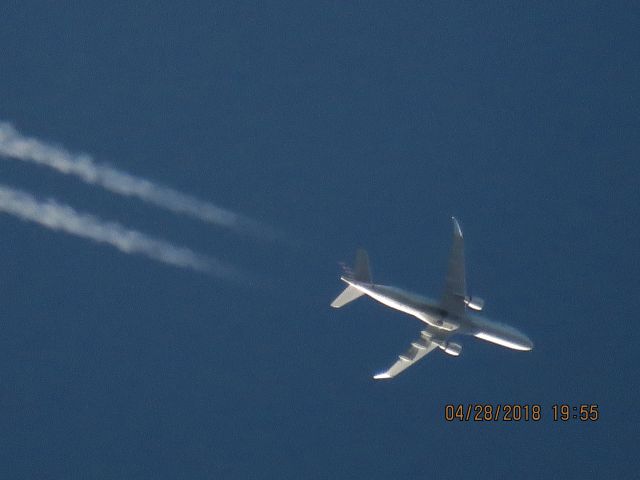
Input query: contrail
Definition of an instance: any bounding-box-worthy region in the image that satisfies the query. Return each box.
[0,122,280,240]
[0,184,249,281]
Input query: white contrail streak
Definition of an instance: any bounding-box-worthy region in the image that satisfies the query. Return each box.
[0,184,248,281]
[0,122,280,240]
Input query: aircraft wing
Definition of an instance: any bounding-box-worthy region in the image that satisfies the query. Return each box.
[373,335,439,380]
[441,217,466,317]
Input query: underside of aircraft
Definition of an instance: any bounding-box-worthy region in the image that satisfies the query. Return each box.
[331,218,533,379]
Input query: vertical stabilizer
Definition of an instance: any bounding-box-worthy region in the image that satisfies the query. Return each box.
[330,248,372,308]
[353,248,372,283]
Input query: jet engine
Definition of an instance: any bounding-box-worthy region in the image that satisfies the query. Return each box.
[442,342,462,356]
[464,296,485,311]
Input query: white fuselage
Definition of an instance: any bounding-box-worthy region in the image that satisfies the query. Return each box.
[344,277,533,351]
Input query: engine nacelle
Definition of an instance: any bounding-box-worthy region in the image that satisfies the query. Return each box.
[442,342,462,356]
[464,296,485,311]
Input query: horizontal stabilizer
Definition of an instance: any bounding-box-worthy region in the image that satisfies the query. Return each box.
[331,285,364,308]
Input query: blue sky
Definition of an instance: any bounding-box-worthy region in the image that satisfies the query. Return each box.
[0,2,638,478]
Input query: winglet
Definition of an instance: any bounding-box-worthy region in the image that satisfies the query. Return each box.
[373,373,392,380]
[452,217,463,238]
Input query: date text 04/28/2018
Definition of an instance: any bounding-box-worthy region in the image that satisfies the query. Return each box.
[444,404,599,422]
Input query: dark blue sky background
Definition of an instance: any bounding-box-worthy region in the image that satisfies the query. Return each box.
[1,2,638,478]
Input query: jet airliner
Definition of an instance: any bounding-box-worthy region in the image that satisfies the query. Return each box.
[331,218,533,379]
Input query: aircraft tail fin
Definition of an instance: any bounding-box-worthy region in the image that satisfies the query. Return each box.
[330,249,372,308]
[353,248,372,282]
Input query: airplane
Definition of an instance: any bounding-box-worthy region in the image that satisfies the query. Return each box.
[330,217,533,380]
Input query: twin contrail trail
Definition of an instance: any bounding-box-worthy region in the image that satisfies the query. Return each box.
[0,184,248,281]
[0,122,280,240]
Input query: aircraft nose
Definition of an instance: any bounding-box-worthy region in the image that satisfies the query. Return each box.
[521,336,534,351]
